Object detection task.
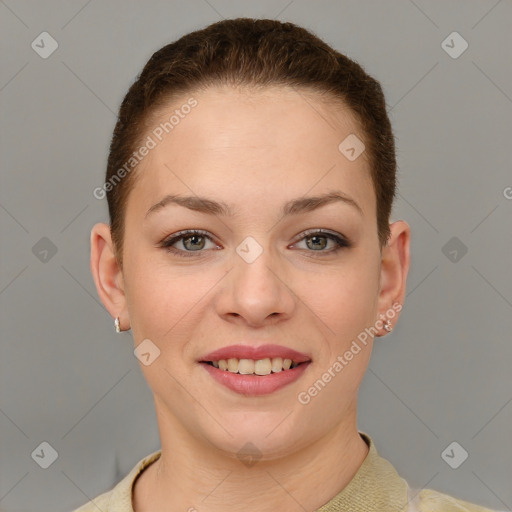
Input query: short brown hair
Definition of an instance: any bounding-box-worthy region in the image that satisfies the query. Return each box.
[105,18,397,266]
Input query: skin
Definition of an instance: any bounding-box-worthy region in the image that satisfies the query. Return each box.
[91,85,410,512]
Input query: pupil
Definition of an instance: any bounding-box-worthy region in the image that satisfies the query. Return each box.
[185,235,204,250]
[308,235,326,250]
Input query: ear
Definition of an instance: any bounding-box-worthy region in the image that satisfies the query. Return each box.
[90,223,129,331]
[375,220,411,334]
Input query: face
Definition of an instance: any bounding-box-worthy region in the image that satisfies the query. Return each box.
[95,85,408,460]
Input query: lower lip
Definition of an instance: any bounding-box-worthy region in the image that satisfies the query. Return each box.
[200,362,311,396]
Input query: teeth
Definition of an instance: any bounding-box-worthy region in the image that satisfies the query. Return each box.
[254,358,271,375]
[227,358,239,373]
[210,357,303,375]
[238,359,255,374]
[271,357,283,373]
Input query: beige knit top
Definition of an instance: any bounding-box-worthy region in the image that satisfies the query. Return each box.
[73,432,497,512]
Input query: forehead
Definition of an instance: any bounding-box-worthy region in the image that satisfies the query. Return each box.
[129,85,375,219]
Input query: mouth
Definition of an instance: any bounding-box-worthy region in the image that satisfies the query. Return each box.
[201,357,306,375]
[198,344,312,396]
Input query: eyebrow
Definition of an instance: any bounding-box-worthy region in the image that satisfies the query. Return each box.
[145,190,364,219]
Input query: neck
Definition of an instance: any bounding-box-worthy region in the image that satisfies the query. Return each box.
[133,407,368,512]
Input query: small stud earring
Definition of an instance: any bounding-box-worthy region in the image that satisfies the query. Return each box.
[384,320,393,333]
[114,317,121,333]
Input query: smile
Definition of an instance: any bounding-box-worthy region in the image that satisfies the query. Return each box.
[205,357,302,375]
[198,343,312,395]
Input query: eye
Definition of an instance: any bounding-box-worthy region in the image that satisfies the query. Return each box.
[291,229,351,255]
[159,228,351,259]
[159,230,219,258]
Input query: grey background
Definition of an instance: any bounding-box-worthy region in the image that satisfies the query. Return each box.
[1,1,511,511]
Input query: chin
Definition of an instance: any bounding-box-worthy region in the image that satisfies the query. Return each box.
[197,410,311,461]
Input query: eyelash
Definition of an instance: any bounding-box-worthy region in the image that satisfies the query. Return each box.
[159,229,351,259]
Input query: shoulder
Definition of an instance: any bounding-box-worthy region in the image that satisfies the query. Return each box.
[412,488,500,512]
[70,449,161,512]
[72,489,111,511]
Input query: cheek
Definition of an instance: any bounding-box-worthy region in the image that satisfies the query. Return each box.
[297,255,380,343]
[296,264,379,423]
[122,247,177,339]
[122,227,380,351]
[122,249,219,346]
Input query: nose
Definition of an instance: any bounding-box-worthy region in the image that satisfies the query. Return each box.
[215,240,296,328]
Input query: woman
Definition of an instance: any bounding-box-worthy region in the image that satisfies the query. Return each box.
[75,18,497,512]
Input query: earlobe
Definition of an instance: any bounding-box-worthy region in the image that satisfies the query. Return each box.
[376,220,411,335]
[90,223,129,329]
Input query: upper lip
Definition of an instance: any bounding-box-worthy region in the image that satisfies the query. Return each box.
[199,344,311,363]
